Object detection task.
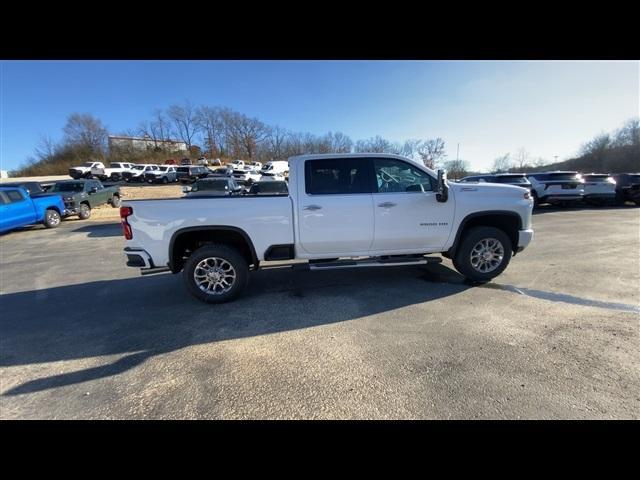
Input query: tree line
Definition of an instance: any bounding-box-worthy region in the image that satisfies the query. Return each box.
[489,118,639,174]
[12,103,456,176]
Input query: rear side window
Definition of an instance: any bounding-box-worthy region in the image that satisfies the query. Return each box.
[0,192,9,204]
[305,158,372,195]
[6,190,25,202]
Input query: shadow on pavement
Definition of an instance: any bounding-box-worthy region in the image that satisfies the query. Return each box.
[72,223,122,237]
[0,262,471,396]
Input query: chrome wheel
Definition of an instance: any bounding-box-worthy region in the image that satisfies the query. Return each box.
[193,257,237,295]
[46,210,61,226]
[470,238,504,273]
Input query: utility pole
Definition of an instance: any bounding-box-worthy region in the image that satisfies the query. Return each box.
[554,155,558,163]
[456,143,460,161]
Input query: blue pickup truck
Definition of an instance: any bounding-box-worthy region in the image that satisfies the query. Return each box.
[0,186,66,234]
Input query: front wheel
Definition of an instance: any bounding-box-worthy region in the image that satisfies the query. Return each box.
[183,244,249,304]
[78,203,91,220]
[453,226,512,283]
[43,209,61,228]
[110,195,121,208]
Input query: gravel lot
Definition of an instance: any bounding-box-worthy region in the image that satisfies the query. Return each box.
[0,206,638,419]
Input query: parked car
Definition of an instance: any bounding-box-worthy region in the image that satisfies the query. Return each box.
[176,166,211,184]
[122,164,159,183]
[0,181,48,196]
[581,174,617,205]
[196,157,209,166]
[526,171,584,207]
[0,186,65,233]
[121,153,534,303]
[210,158,222,166]
[164,159,177,165]
[247,161,263,171]
[459,173,532,192]
[91,162,135,181]
[611,173,640,205]
[49,179,121,219]
[247,180,289,195]
[183,177,244,197]
[230,160,245,170]
[261,160,289,177]
[232,167,262,185]
[180,158,192,166]
[144,166,178,184]
[207,167,234,178]
[69,161,105,179]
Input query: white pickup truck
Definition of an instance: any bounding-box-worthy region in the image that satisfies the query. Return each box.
[121,153,534,303]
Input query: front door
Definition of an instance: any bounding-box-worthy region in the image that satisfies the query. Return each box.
[370,158,455,253]
[296,157,375,256]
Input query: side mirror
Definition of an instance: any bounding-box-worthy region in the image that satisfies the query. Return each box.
[89,186,98,194]
[436,169,449,203]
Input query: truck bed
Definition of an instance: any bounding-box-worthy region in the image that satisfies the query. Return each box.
[124,195,295,267]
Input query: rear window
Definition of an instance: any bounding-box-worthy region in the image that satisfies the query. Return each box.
[6,190,24,202]
[194,180,229,191]
[305,158,371,195]
[583,175,612,182]
[494,175,530,184]
[250,182,289,195]
[177,167,190,173]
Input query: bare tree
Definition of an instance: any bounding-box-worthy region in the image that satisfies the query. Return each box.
[62,113,109,156]
[491,153,512,173]
[613,118,639,147]
[264,125,289,160]
[513,147,530,170]
[327,131,353,153]
[417,138,446,169]
[443,159,469,180]
[354,136,393,153]
[196,106,225,158]
[34,135,57,161]
[167,102,199,150]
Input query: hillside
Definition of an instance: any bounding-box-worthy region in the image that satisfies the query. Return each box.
[527,144,639,174]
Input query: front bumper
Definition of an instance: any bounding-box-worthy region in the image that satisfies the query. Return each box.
[516,229,534,253]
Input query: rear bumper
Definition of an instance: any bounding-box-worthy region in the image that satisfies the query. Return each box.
[516,229,534,252]
[542,194,583,203]
[584,193,616,201]
[124,247,154,268]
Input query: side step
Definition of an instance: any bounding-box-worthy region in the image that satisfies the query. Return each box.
[306,256,442,271]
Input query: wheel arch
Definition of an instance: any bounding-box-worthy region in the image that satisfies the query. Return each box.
[447,211,522,258]
[169,226,259,273]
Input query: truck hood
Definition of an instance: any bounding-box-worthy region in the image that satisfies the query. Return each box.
[450,181,529,198]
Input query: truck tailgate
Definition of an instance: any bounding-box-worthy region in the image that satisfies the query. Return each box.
[123,196,294,267]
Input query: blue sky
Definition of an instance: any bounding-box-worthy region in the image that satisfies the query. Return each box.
[1,60,638,172]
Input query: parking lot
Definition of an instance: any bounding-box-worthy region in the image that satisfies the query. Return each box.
[0,206,638,419]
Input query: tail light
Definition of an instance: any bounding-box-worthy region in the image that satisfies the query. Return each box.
[120,206,133,239]
[523,191,531,200]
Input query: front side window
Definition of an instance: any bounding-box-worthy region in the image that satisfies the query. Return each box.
[373,158,434,193]
[305,158,371,195]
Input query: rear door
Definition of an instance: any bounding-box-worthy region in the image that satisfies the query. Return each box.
[370,158,455,252]
[297,157,375,255]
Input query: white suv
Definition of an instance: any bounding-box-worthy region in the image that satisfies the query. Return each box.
[527,171,584,207]
[582,174,617,205]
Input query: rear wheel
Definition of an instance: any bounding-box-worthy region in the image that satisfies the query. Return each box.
[162,176,169,184]
[453,226,512,283]
[43,209,61,228]
[110,195,121,208]
[110,173,120,181]
[183,244,249,304]
[78,203,91,219]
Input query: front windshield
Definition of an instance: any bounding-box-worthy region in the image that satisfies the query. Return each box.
[52,182,84,192]
[194,180,229,191]
[158,166,168,172]
[83,162,95,167]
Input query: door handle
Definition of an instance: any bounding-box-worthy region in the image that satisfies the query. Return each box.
[303,204,322,211]
[377,202,397,208]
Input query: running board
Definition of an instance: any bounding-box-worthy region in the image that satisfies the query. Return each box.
[307,256,442,271]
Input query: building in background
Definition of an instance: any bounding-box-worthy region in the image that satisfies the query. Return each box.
[108,135,188,153]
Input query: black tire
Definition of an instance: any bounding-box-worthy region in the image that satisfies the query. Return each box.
[183,244,249,304]
[110,173,120,181]
[162,176,169,184]
[110,195,121,208]
[452,226,513,283]
[43,209,61,228]
[78,203,91,220]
